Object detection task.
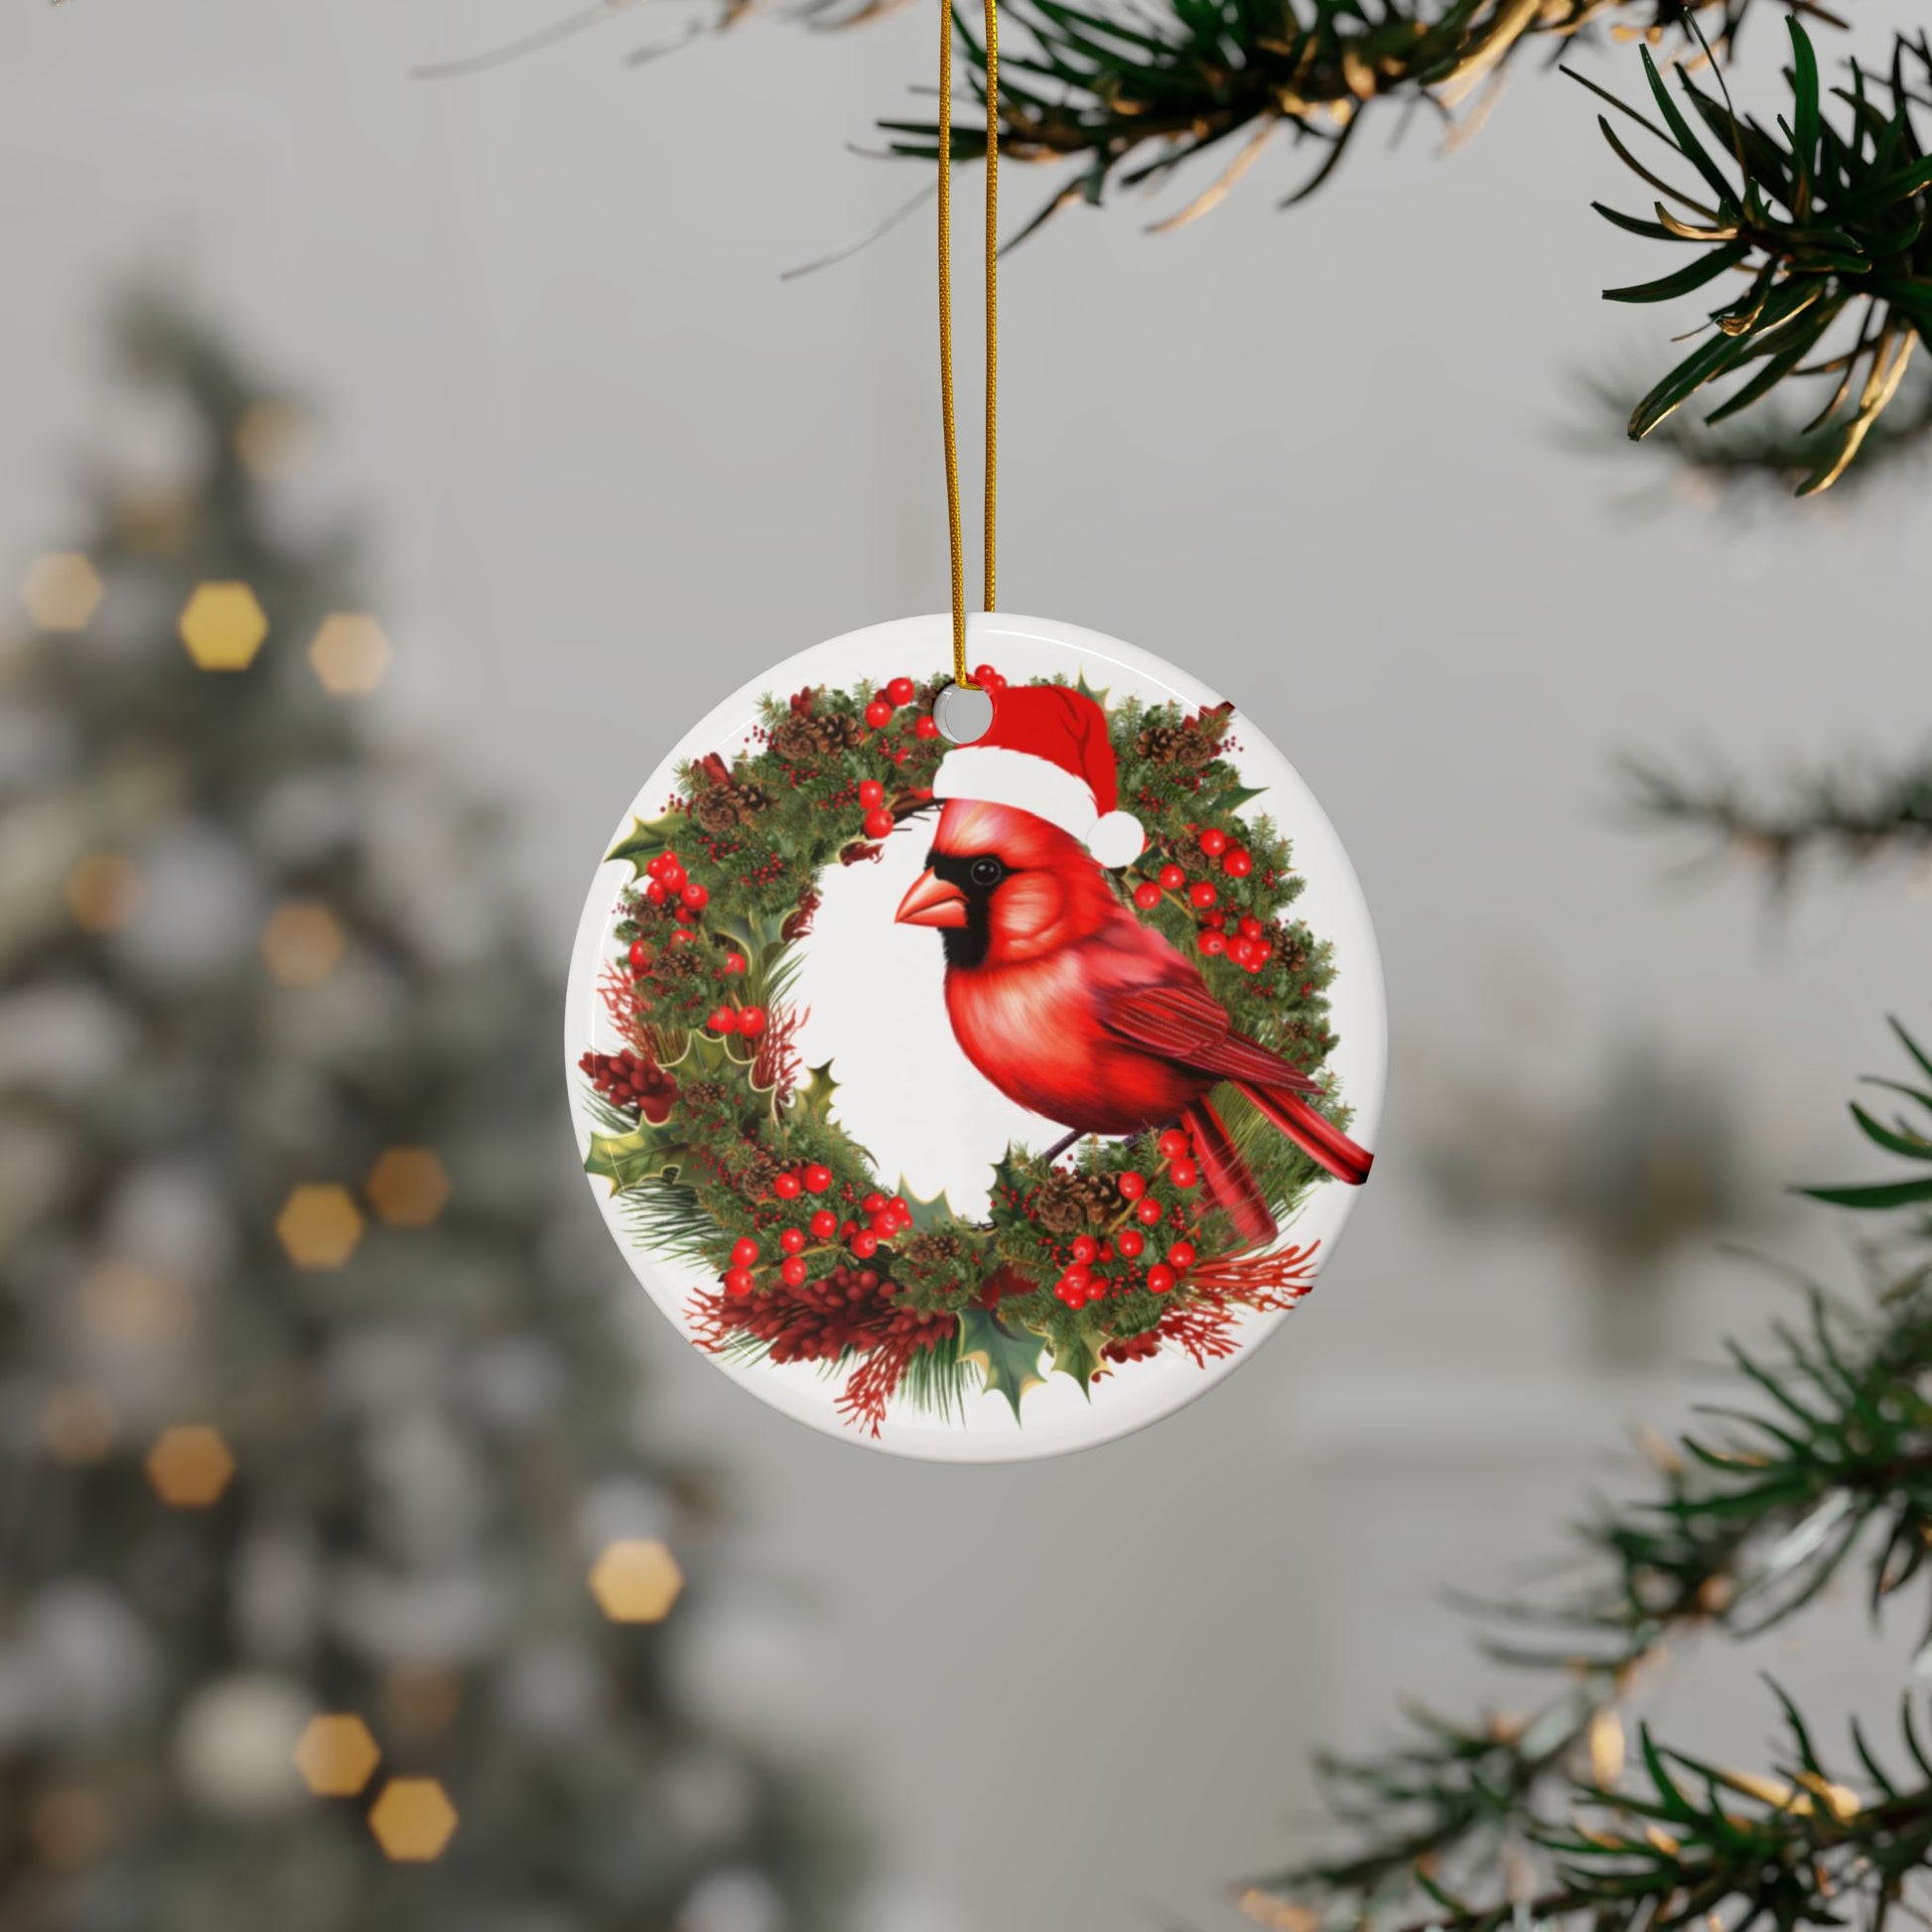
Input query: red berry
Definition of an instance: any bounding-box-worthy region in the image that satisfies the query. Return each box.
[1171,1160,1199,1189]
[1084,1275,1110,1302]
[1158,863,1185,892]
[1189,880,1217,908]
[1239,916,1264,940]
[724,1268,756,1298]
[1167,1241,1196,1271]
[1147,1264,1176,1295]
[971,663,1005,690]
[644,880,668,904]
[1135,1197,1164,1227]
[887,1198,911,1226]
[810,1208,838,1239]
[870,1213,896,1238]
[862,1192,887,1216]
[1227,939,1256,969]
[1241,954,1265,975]
[781,1257,808,1287]
[1199,828,1228,857]
[737,1006,767,1037]
[1224,848,1253,878]
[1197,930,1227,957]
[803,1163,833,1193]
[1055,1281,1086,1310]
[914,716,940,740]
[660,857,684,888]
[1117,1172,1147,1200]
[681,881,709,910]
[674,904,695,926]
[1071,1235,1098,1265]
[1132,882,1163,911]
[840,1219,857,1239]
[779,1227,806,1256]
[1095,1241,1114,1263]
[707,1007,738,1034]
[627,938,653,970]
[667,930,694,948]
[773,1173,803,1200]
[1158,1129,1189,1161]
[887,677,916,706]
[851,1229,879,1258]
[859,779,885,807]
[730,1236,759,1268]
[863,808,895,840]
[1117,1228,1145,1259]
[865,699,894,729]
[1061,1266,1091,1294]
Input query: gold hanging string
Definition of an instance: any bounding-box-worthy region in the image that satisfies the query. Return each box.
[937,0,998,689]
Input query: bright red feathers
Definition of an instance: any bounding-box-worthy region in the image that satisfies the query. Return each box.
[895,800,1372,1239]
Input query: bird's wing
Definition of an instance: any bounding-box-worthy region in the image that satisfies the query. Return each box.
[1098,982,1322,1095]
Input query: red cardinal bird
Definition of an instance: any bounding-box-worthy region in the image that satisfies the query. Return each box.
[894,684,1370,1243]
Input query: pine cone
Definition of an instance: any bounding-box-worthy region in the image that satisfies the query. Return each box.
[693,790,745,834]
[1033,1171,1124,1233]
[770,715,863,762]
[1178,842,1211,879]
[1135,725,1183,762]
[1174,726,1218,768]
[899,1231,963,1275]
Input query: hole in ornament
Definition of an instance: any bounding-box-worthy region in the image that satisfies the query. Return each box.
[932,682,994,745]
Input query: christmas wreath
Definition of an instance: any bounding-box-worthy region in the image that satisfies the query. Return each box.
[578,667,1351,1435]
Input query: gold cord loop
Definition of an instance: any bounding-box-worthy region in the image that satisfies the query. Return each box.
[938,0,998,689]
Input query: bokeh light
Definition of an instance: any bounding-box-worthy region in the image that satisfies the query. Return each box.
[366,1777,459,1862]
[79,1259,197,1345]
[260,901,347,987]
[293,1715,381,1798]
[275,1184,364,1269]
[64,852,143,933]
[40,1385,118,1464]
[146,1425,236,1507]
[589,1539,684,1624]
[178,583,268,671]
[366,1148,451,1229]
[20,551,102,632]
[232,401,309,481]
[307,614,392,696]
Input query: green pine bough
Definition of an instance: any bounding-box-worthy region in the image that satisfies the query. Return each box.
[1240,1026,1932,1932]
[577,675,1353,1435]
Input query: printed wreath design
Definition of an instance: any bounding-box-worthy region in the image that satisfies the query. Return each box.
[578,669,1354,1435]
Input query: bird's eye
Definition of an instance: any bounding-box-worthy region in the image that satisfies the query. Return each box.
[969,856,1005,890]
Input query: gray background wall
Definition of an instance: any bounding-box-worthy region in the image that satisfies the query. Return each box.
[6,4,1929,1926]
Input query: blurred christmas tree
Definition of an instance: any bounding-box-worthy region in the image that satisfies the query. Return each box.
[0,294,854,1932]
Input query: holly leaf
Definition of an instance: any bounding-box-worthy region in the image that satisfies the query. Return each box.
[788,1059,842,1129]
[1048,1324,1102,1395]
[890,1177,964,1233]
[958,1307,1048,1420]
[605,806,686,878]
[1216,783,1269,811]
[586,1124,692,1192]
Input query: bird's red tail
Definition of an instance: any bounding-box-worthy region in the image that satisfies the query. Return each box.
[1182,1098,1278,1246]
[1234,1080,1374,1187]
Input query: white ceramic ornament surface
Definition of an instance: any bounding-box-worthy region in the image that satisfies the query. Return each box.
[566,613,1384,1461]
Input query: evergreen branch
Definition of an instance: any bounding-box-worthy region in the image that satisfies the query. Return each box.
[1245,1226,1932,1932]
[1577,358,1932,507]
[877,0,1782,226]
[1587,20,1932,494]
[1628,751,1932,883]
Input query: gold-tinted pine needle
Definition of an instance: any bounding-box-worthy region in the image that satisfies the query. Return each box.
[937,0,998,687]
[1588,1706,1626,1786]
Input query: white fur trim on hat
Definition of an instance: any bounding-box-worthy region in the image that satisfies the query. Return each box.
[932,746,1146,868]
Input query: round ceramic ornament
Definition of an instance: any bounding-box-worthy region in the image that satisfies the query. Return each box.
[565,611,1384,1460]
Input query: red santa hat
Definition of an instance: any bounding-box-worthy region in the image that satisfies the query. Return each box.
[931,682,1146,869]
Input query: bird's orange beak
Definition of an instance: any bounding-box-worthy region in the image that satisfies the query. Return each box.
[895,868,968,929]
